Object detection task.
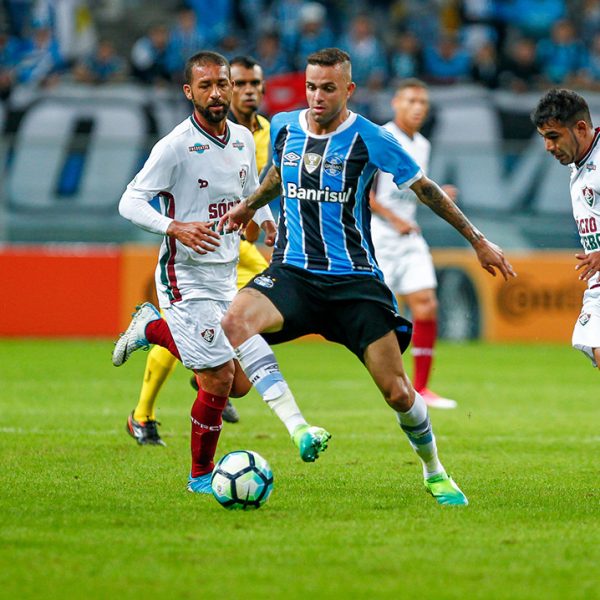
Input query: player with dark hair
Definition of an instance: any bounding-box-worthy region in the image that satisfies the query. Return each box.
[370,78,458,409]
[218,48,516,505]
[532,88,600,368]
[125,54,275,444]
[114,50,276,493]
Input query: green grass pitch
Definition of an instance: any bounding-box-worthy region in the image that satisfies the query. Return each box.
[1,338,599,599]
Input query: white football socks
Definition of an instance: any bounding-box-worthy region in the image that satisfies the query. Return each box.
[396,392,445,478]
[235,335,307,434]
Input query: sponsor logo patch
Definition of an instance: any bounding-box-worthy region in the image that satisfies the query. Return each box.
[201,328,215,343]
[189,143,210,154]
[254,275,275,288]
[232,139,245,151]
[578,312,591,326]
[285,181,352,203]
[323,155,344,176]
[582,186,595,207]
[283,151,301,166]
[586,161,596,171]
[303,153,322,173]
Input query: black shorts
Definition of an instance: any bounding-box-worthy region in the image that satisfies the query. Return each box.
[245,264,412,361]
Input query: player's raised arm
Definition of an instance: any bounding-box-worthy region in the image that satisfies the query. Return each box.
[218,165,282,233]
[410,175,517,280]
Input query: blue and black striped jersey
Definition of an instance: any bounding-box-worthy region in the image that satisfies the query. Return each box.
[270,109,423,275]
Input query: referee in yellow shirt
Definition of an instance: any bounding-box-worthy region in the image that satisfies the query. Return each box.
[127,56,275,445]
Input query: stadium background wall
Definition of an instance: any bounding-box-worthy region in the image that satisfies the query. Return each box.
[0,245,584,342]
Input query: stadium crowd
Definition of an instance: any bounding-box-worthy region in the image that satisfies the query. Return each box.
[1,0,600,110]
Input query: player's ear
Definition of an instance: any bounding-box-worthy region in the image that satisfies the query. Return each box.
[347,81,356,99]
[182,83,192,100]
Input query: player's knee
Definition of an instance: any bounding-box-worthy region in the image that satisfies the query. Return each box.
[196,361,235,396]
[413,296,438,321]
[383,375,414,411]
[221,310,248,347]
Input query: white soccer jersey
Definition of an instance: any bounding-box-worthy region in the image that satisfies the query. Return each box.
[570,128,600,289]
[120,113,270,307]
[569,127,600,364]
[370,121,436,294]
[372,121,431,235]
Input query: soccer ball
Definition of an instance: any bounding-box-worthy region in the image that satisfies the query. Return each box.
[211,450,274,510]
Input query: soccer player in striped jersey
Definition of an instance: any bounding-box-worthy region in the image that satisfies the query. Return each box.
[126,56,274,444]
[219,48,516,505]
[113,51,276,494]
[532,89,600,368]
[370,79,458,410]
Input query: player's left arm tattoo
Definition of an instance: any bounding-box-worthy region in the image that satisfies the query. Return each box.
[245,166,282,211]
[411,176,484,245]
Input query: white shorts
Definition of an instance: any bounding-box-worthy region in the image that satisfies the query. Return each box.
[572,285,600,367]
[162,299,235,371]
[375,233,437,296]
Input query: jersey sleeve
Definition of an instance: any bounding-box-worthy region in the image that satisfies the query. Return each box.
[269,112,291,169]
[119,138,179,235]
[364,123,423,189]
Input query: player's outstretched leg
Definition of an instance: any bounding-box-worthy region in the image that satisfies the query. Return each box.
[397,392,468,506]
[292,424,332,462]
[112,302,161,366]
[235,335,331,462]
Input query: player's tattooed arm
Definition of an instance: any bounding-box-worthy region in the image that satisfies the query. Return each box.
[245,166,282,210]
[411,176,517,280]
[411,176,483,244]
[218,166,281,233]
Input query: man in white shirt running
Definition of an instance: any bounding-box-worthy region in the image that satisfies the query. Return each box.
[113,51,276,494]
[532,88,600,369]
[370,79,458,409]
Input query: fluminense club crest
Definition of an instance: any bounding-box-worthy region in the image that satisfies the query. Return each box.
[582,186,595,207]
[201,328,215,343]
[239,167,247,188]
[578,312,591,326]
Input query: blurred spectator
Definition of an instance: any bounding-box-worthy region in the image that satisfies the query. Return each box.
[458,0,499,53]
[294,2,333,68]
[422,31,471,85]
[130,23,171,86]
[72,38,127,84]
[498,36,543,92]
[390,30,423,82]
[3,0,35,39]
[185,0,233,45]
[0,27,21,99]
[166,7,206,83]
[33,0,97,63]
[14,23,65,87]
[392,0,441,42]
[537,19,588,85]
[496,0,565,40]
[579,32,600,90]
[254,31,292,77]
[578,0,600,46]
[217,31,249,61]
[237,0,266,41]
[338,15,387,89]
[471,40,499,88]
[270,0,306,56]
